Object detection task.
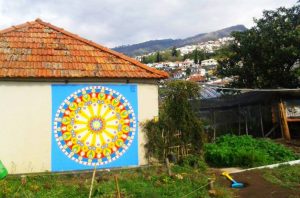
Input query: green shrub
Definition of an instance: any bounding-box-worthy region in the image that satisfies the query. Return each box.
[204,135,299,167]
[143,81,205,161]
[178,155,208,171]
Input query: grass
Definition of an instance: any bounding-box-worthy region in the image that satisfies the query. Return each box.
[0,174,90,198]
[0,165,233,198]
[2,161,298,198]
[2,137,297,198]
[262,164,300,190]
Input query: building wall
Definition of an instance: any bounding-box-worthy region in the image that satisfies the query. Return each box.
[0,82,51,174]
[137,84,159,165]
[0,81,158,174]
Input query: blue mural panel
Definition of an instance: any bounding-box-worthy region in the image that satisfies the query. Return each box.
[51,84,138,171]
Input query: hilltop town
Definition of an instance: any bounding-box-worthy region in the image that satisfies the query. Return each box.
[135,37,234,85]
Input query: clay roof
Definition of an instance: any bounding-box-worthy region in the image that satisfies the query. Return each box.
[0,19,168,79]
[187,74,206,82]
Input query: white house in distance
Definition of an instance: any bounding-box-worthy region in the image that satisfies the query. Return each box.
[201,59,218,68]
[0,19,168,174]
[181,59,194,69]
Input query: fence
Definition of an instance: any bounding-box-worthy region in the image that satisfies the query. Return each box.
[191,89,300,140]
[162,131,192,160]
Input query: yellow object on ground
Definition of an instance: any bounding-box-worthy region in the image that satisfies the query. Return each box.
[222,171,234,182]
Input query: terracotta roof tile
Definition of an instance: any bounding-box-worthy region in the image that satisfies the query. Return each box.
[0,19,168,79]
[187,74,206,82]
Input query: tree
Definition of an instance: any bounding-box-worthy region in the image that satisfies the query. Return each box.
[186,67,191,76]
[171,46,179,57]
[161,81,204,151]
[211,46,234,61]
[141,56,147,64]
[143,81,205,159]
[155,52,162,63]
[191,49,207,64]
[217,3,300,88]
[183,54,189,61]
[197,50,206,63]
[193,49,199,64]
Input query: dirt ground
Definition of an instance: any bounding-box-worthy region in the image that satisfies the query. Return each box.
[216,169,300,198]
[275,138,300,154]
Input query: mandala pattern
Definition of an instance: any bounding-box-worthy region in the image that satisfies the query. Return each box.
[53,86,136,166]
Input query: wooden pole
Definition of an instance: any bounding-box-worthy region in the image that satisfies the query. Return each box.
[162,129,166,159]
[208,176,216,196]
[114,175,121,198]
[88,165,97,198]
[21,175,27,185]
[277,104,284,138]
[165,158,172,176]
[213,110,216,141]
[278,100,291,141]
[238,105,241,135]
[259,104,264,137]
[245,108,248,135]
[265,124,278,137]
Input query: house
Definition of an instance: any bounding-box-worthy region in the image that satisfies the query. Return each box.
[206,77,232,86]
[0,19,168,174]
[190,68,206,76]
[173,70,186,79]
[165,61,180,69]
[201,58,218,68]
[181,59,194,69]
[186,74,206,83]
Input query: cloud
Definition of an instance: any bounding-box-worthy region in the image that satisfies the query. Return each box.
[0,0,297,47]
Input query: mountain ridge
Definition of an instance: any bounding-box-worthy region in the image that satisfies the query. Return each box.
[113,25,247,56]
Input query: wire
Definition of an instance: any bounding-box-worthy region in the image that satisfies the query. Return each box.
[201,84,300,92]
[180,182,210,198]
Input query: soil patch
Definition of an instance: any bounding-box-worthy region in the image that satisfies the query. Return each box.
[215,169,299,198]
[275,138,300,154]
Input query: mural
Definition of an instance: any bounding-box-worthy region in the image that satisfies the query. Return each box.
[52,84,138,171]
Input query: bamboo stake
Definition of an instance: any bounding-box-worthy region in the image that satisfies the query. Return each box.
[238,105,241,135]
[245,108,248,135]
[114,175,121,198]
[88,165,97,198]
[165,158,172,176]
[213,111,216,141]
[259,104,264,137]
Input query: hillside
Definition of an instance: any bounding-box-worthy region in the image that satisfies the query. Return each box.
[113,25,247,56]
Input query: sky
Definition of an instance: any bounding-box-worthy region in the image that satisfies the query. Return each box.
[0,0,297,48]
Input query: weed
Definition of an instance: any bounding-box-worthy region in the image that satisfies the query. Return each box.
[178,155,208,171]
[204,135,299,167]
[263,164,300,189]
[0,165,232,198]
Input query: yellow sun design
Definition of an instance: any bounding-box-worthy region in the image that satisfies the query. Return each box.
[54,86,136,166]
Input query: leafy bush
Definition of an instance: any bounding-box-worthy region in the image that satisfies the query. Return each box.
[143,81,205,161]
[142,119,165,160]
[204,135,299,167]
[178,155,207,171]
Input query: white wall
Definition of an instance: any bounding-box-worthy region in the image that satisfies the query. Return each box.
[0,82,158,174]
[0,82,51,173]
[137,84,158,165]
